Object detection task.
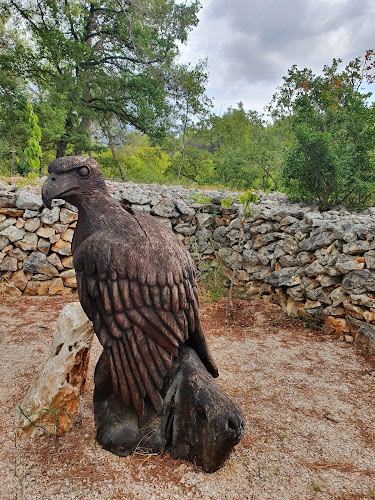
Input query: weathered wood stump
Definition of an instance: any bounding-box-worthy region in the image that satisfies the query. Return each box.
[94,346,245,472]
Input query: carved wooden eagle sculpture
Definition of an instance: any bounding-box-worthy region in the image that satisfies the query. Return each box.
[42,156,218,419]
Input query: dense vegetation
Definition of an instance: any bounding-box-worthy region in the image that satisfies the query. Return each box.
[0,0,374,209]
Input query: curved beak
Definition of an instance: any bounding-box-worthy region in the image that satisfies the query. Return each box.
[42,173,78,209]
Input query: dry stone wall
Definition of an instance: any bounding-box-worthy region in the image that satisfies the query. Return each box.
[1,179,375,352]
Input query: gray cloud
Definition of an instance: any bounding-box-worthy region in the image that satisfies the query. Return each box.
[179,0,374,114]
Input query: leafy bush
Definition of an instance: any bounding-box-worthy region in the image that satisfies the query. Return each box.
[270,55,375,210]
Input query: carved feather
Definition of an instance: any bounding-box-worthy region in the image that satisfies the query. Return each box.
[71,206,218,418]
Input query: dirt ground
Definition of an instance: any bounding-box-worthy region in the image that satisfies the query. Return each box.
[0,294,375,500]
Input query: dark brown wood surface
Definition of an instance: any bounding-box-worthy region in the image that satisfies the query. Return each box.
[42,156,244,472]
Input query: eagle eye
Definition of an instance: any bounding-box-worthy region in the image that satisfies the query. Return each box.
[77,166,90,178]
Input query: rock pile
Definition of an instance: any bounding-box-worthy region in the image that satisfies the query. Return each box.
[0,184,77,296]
[1,179,375,352]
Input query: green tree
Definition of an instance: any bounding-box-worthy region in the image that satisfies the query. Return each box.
[1,0,205,158]
[269,52,375,209]
[95,136,171,184]
[168,146,213,183]
[24,101,42,175]
[0,18,29,174]
[167,60,212,177]
[193,103,286,190]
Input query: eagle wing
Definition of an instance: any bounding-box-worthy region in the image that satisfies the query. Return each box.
[74,230,217,418]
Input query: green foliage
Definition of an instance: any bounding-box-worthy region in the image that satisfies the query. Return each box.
[24,101,42,175]
[221,197,233,209]
[238,189,260,214]
[191,192,211,204]
[1,0,206,157]
[200,260,228,302]
[270,53,375,210]
[192,103,285,190]
[95,142,171,184]
[311,481,322,493]
[168,146,213,183]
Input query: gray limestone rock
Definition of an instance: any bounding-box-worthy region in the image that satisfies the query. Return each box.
[47,253,64,271]
[24,209,40,219]
[196,228,212,253]
[120,188,150,205]
[41,207,60,225]
[364,250,375,269]
[249,222,274,234]
[213,226,228,242]
[252,232,278,250]
[38,238,51,255]
[16,232,38,252]
[196,213,212,228]
[306,287,331,305]
[0,218,17,232]
[23,251,59,277]
[343,240,375,255]
[300,276,320,292]
[335,255,365,274]
[174,224,196,236]
[0,255,17,271]
[279,215,298,226]
[11,247,28,261]
[250,266,271,281]
[351,294,375,308]
[0,225,25,242]
[279,255,298,268]
[319,275,342,288]
[330,287,347,307]
[0,235,10,250]
[59,208,77,224]
[153,216,172,230]
[242,249,260,266]
[24,217,41,232]
[300,233,335,252]
[175,199,195,217]
[282,236,300,255]
[16,190,43,211]
[304,261,326,277]
[296,252,313,266]
[226,229,240,242]
[286,285,305,301]
[152,199,179,218]
[267,267,301,287]
[0,192,17,208]
[131,204,151,212]
[342,270,375,294]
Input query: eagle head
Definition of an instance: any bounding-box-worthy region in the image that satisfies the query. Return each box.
[42,156,107,209]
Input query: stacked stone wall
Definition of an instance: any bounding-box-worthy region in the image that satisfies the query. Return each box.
[1,179,375,353]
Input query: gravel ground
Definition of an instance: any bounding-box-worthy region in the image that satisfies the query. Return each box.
[0,295,375,500]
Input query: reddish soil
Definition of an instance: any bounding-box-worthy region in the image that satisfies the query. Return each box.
[0,295,375,499]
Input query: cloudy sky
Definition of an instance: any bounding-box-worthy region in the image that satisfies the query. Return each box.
[178,0,374,116]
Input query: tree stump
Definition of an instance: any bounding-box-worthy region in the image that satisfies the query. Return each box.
[94,346,245,473]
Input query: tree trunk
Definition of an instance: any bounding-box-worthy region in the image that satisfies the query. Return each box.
[94,346,245,473]
[56,139,68,158]
[74,118,92,156]
[177,104,189,178]
[56,117,73,158]
[108,136,126,181]
[177,146,185,178]
[102,122,126,181]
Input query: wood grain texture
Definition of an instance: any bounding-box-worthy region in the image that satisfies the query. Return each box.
[42,156,219,418]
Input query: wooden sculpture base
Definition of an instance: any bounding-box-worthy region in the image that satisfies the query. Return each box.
[93,346,245,472]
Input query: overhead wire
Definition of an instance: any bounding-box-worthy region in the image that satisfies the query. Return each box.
[200,0,232,24]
